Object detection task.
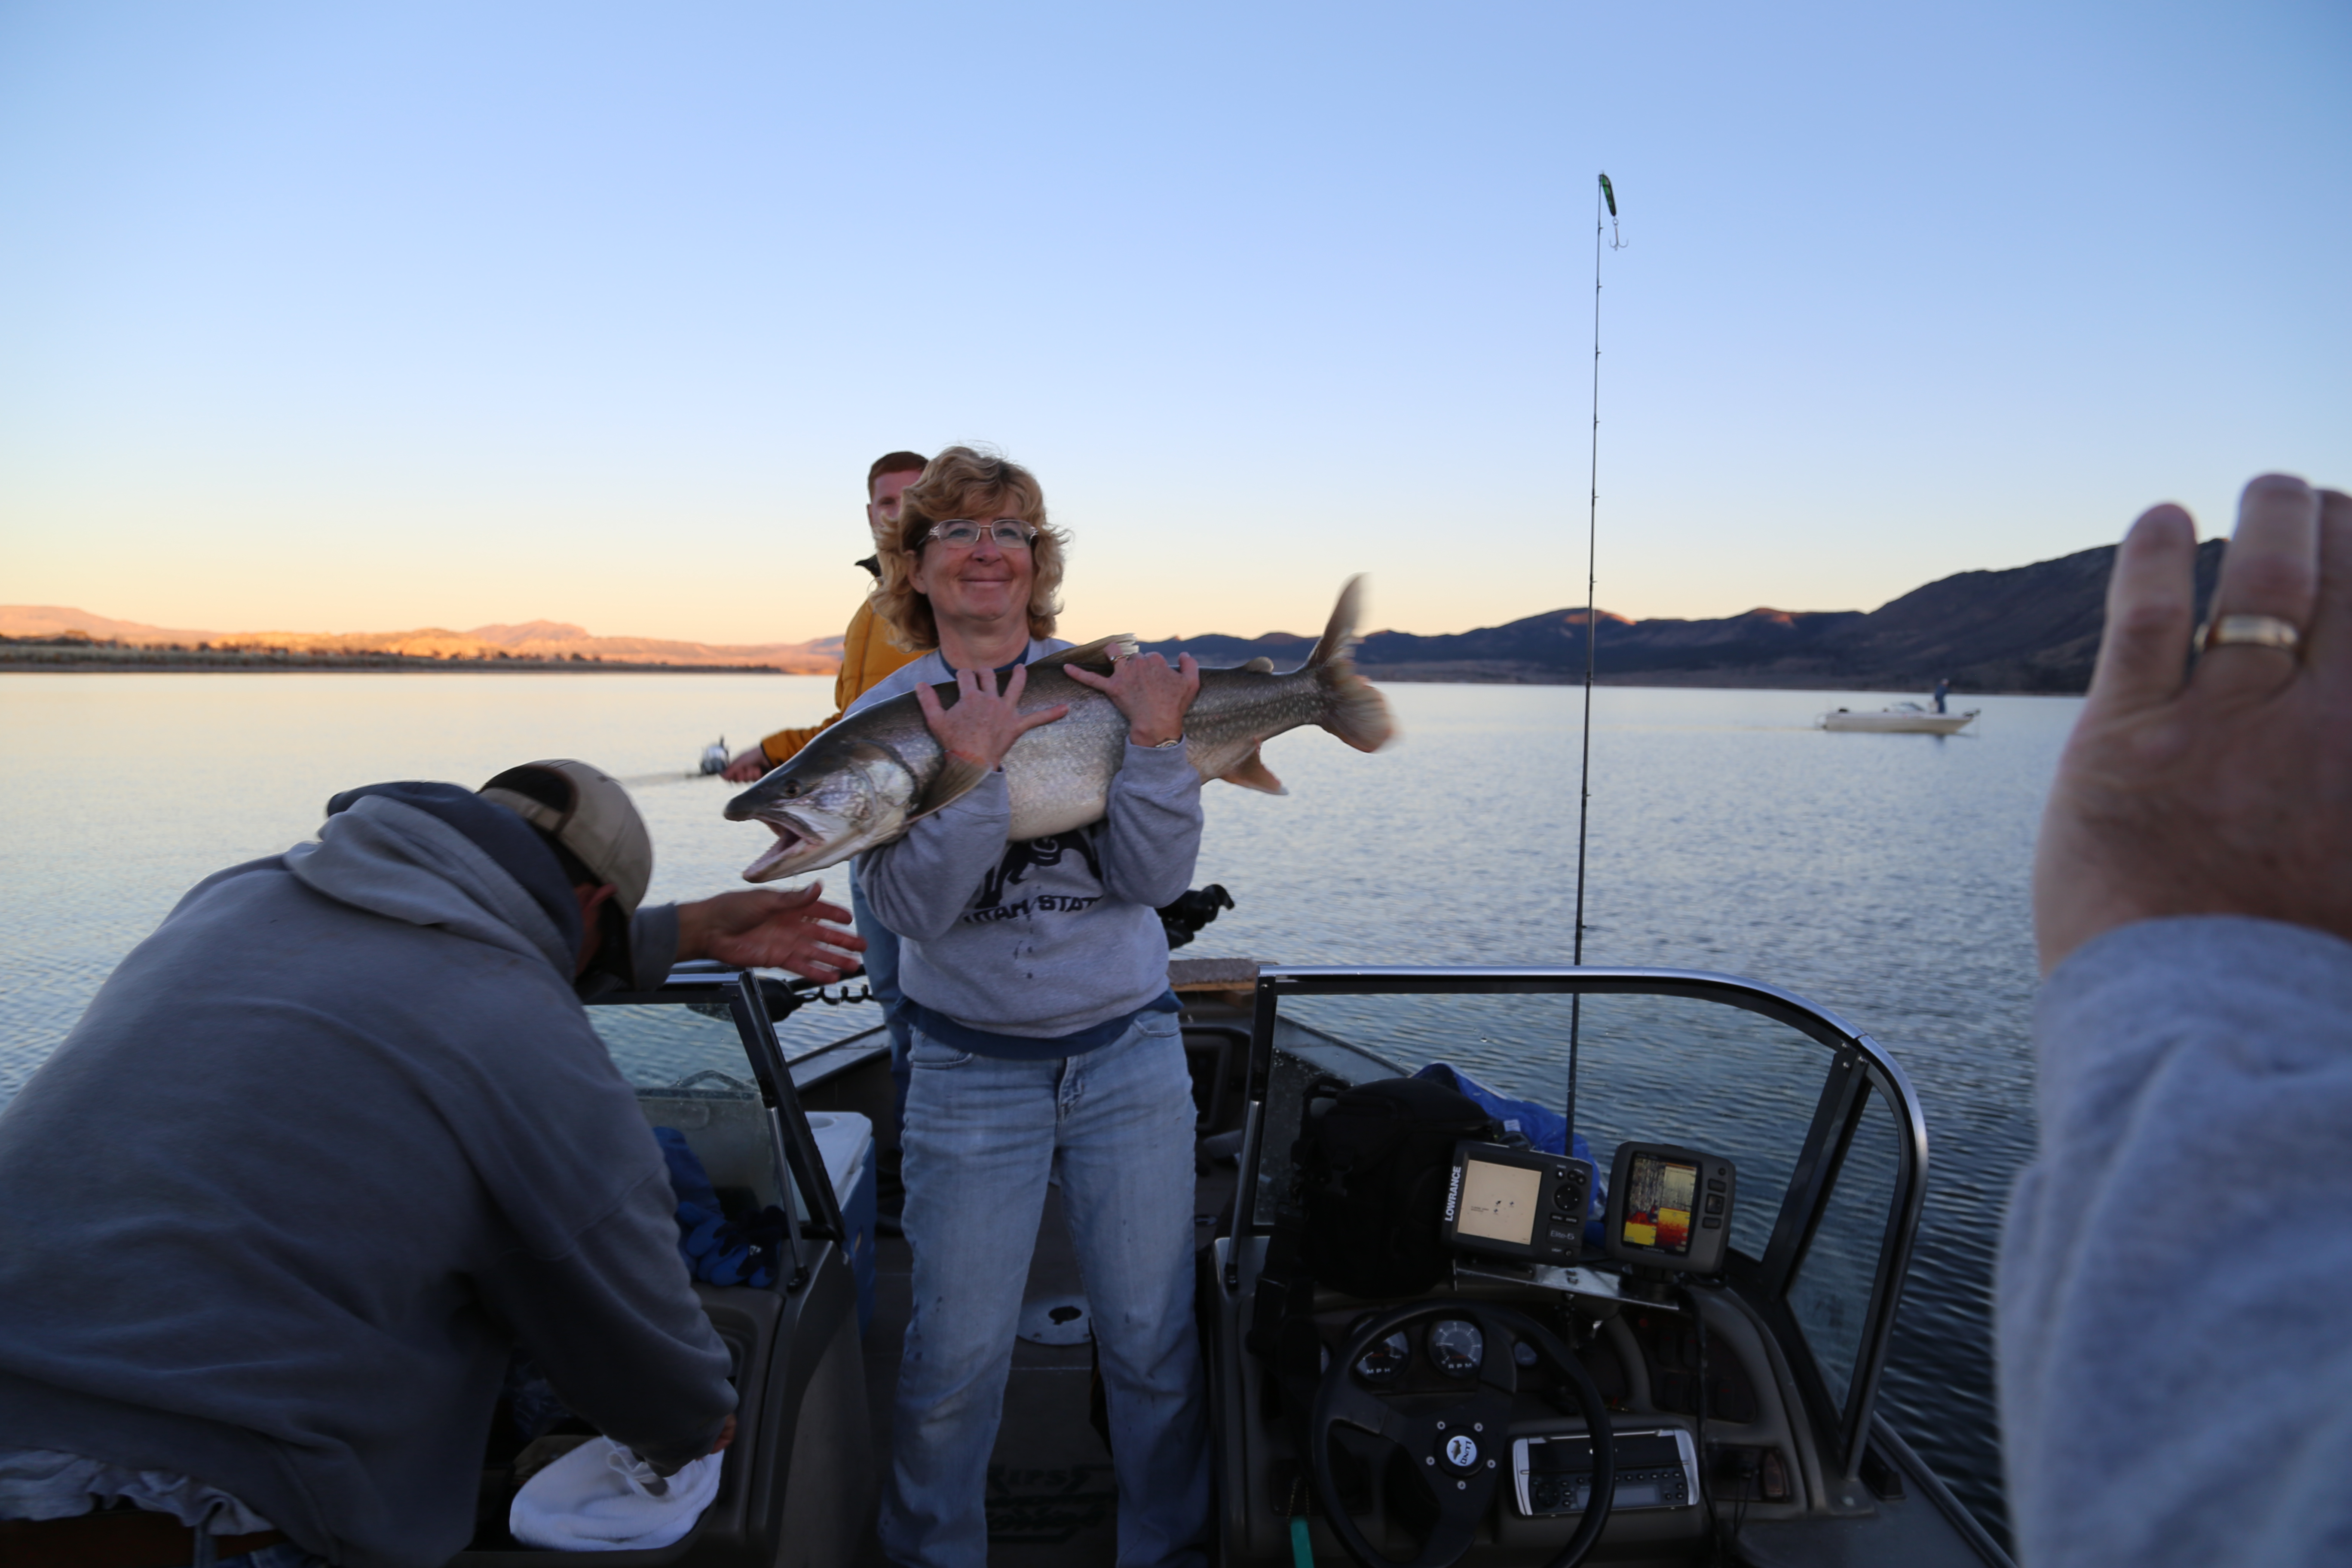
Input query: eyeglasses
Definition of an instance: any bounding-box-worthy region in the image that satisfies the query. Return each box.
[922,518,1037,550]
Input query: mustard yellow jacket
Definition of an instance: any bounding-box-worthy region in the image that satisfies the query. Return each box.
[757,587,920,767]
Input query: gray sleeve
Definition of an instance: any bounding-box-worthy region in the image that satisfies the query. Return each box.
[1999,916,2352,1568]
[477,1168,737,1468]
[853,773,1013,941]
[628,903,680,990]
[1097,741,1205,909]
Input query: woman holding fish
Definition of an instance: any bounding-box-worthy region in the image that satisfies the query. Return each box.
[721,449,1390,1568]
[846,447,1214,1568]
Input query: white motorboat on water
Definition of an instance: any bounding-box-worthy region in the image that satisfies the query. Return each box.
[1820,702,1978,735]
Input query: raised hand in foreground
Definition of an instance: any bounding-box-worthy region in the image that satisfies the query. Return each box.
[676,883,867,982]
[2034,473,2352,972]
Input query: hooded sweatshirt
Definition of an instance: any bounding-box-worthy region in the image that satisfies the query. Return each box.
[848,641,1205,1049]
[0,793,735,1568]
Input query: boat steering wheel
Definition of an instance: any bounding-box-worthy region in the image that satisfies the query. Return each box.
[1308,1302,1614,1568]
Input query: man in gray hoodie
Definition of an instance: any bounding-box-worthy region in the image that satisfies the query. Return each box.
[0,761,863,1568]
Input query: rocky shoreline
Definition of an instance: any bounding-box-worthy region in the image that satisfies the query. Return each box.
[0,640,780,674]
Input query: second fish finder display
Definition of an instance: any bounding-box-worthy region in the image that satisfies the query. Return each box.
[1605,1142,1735,1274]
[1621,1154,1698,1256]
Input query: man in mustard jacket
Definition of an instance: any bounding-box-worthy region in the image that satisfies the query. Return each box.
[723,450,931,782]
[723,451,931,1168]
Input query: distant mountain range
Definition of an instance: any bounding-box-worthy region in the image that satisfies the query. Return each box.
[6,537,2225,691]
[1143,539,2225,695]
[0,606,842,673]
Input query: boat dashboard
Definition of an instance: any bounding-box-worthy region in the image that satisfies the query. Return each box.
[1200,965,2009,1568]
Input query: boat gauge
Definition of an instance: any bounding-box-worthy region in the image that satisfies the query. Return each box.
[1513,1339,1539,1369]
[1427,1319,1485,1377]
[1353,1330,1412,1386]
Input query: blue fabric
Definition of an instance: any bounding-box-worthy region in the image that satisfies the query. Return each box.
[904,990,1182,1061]
[219,1544,331,1568]
[652,1127,788,1291]
[324,780,582,957]
[1412,1062,1608,1243]
[884,1010,1209,1568]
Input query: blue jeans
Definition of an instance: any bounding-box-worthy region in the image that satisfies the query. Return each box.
[850,873,913,1130]
[881,1013,1209,1568]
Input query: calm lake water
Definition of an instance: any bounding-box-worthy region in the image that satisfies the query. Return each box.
[0,671,2067,1541]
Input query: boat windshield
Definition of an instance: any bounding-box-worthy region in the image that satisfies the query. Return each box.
[1240,968,1926,1471]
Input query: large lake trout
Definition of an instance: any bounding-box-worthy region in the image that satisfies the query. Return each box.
[726,577,1395,881]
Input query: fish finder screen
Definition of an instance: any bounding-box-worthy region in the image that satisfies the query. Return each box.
[1455,1157,1543,1246]
[1621,1154,1698,1256]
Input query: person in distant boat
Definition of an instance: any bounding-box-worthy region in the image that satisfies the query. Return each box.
[724,450,932,1155]
[2004,472,2352,1568]
[0,761,864,1568]
[1932,677,1950,714]
[851,447,1211,1568]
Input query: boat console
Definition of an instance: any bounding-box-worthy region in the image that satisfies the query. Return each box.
[1204,966,2012,1568]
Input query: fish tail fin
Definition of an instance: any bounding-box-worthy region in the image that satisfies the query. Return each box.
[1308,575,1395,754]
[1218,744,1288,795]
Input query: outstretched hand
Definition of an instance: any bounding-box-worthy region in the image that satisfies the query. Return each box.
[913,664,1068,773]
[676,883,867,982]
[2034,474,2352,973]
[1063,651,1199,747]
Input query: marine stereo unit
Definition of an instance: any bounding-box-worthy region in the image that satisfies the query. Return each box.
[1512,1428,1701,1517]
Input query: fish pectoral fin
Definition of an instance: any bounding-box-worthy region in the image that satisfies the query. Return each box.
[909,754,994,821]
[1032,633,1139,672]
[1217,747,1288,796]
[1242,656,1275,673]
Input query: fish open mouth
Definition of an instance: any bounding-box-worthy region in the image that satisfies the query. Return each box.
[741,818,813,883]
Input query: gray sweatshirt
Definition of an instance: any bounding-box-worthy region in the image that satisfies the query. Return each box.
[848,642,1205,1045]
[0,795,735,1568]
[2000,916,2352,1567]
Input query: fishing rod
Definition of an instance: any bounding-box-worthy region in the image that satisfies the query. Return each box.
[1565,171,1623,1173]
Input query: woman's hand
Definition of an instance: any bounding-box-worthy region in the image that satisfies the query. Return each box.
[913,664,1069,772]
[1063,652,1199,747]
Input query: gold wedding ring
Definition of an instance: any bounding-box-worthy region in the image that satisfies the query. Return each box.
[2199,613,2303,656]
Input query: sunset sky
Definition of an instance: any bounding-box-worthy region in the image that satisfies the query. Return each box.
[3,2,2346,648]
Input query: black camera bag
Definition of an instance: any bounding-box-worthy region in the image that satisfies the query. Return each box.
[1295,1075,1501,1299]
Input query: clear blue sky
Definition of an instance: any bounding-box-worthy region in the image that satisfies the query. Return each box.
[3,1,2345,646]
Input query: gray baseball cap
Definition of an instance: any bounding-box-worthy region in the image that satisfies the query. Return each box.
[478,759,655,917]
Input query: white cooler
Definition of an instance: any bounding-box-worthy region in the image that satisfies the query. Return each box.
[803,1112,876,1334]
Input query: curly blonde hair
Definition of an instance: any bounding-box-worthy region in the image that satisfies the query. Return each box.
[871,446,1067,651]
